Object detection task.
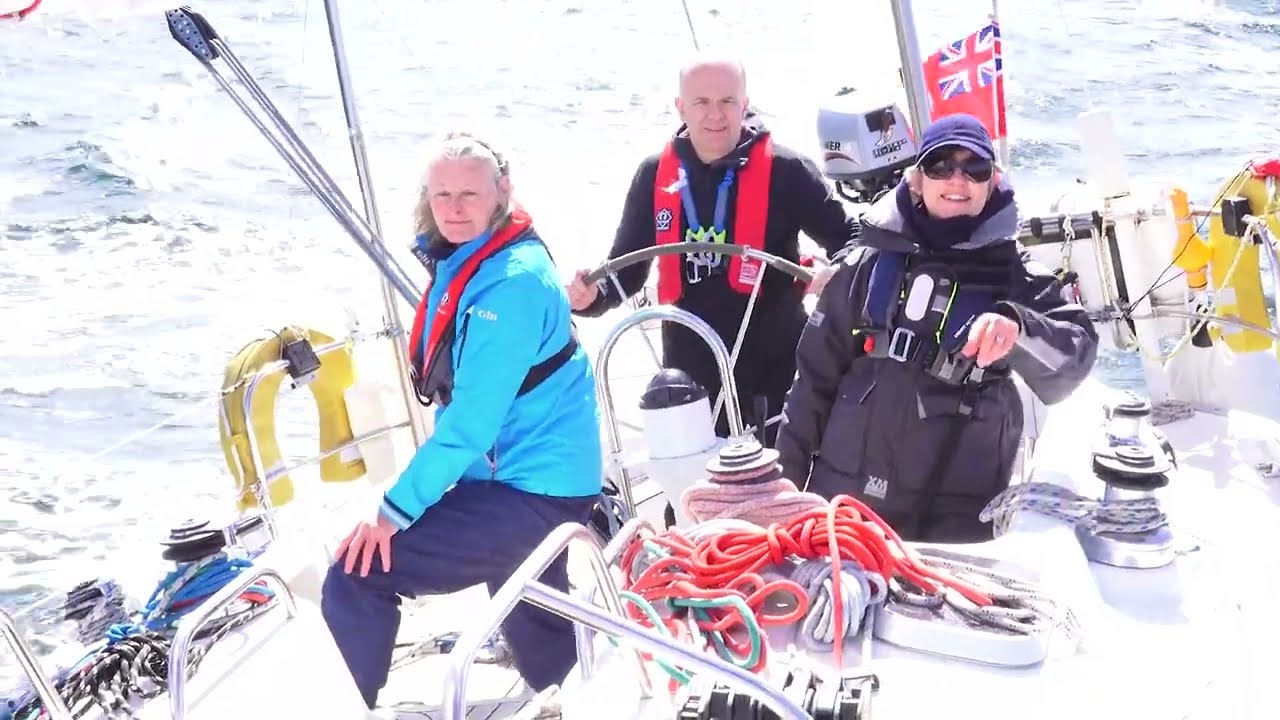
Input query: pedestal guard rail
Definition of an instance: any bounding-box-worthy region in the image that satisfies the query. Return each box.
[593,306,746,518]
[1,608,73,719]
[168,567,299,720]
[441,521,812,720]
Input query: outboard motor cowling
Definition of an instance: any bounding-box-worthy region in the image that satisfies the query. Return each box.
[817,87,918,205]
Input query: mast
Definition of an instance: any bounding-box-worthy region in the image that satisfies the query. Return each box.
[320,0,428,447]
[990,0,1010,168]
[889,0,933,138]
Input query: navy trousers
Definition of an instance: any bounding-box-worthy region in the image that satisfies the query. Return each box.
[321,480,598,709]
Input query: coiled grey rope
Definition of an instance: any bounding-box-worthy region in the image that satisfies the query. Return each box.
[779,559,886,654]
[979,481,1167,536]
[1149,399,1196,426]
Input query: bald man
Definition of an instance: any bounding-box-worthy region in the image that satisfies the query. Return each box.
[568,55,860,449]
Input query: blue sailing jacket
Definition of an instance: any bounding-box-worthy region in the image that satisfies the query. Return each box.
[381,228,603,530]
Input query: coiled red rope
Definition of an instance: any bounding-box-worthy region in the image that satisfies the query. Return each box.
[621,495,995,671]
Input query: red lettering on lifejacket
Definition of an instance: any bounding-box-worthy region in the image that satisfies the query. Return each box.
[653,135,773,304]
[408,206,534,375]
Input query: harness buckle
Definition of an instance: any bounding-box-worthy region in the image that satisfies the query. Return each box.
[685,256,712,285]
[929,351,975,385]
[887,327,916,362]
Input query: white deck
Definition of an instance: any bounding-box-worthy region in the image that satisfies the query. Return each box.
[12,321,1280,720]
[344,373,1280,720]
[527,378,1280,719]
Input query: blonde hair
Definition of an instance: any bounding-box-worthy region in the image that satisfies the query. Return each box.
[412,131,512,239]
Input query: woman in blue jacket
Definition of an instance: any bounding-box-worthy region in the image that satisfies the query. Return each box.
[321,132,604,710]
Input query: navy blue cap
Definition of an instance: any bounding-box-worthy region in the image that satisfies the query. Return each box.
[916,113,995,164]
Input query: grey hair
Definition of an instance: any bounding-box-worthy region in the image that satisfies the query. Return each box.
[412,131,512,239]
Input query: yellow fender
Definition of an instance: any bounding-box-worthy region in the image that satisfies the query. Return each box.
[1168,187,1211,291]
[218,327,366,511]
[1199,171,1279,353]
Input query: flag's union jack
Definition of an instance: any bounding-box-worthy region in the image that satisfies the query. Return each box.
[922,22,1007,139]
[934,24,1003,100]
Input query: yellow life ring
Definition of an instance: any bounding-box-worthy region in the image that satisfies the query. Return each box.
[1203,171,1279,353]
[218,326,366,511]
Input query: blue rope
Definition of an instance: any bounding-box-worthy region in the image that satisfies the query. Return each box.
[2,554,278,719]
[106,553,274,644]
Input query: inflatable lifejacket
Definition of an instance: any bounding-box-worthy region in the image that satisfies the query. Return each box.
[408,207,578,407]
[219,326,365,511]
[653,136,773,303]
[859,247,1017,387]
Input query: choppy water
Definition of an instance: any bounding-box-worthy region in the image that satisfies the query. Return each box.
[2,0,1279,681]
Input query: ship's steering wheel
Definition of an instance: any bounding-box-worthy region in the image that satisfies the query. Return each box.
[581,242,817,287]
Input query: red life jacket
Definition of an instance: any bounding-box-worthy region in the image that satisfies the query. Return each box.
[407,206,577,406]
[653,135,773,304]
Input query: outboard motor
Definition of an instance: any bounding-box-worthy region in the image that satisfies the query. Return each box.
[1076,394,1178,569]
[816,87,918,205]
[639,368,725,527]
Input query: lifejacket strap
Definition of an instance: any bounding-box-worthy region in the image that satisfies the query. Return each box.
[516,328,580,397]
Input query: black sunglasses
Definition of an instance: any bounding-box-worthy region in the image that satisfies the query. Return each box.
[920,154,994,183]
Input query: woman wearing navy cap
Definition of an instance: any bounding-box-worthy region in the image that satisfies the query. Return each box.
[776,113,1099,542]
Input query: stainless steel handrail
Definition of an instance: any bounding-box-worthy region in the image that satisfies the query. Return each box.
[233,335,412,541]
[1260,225,1280,336]
[593,306,745,518]
[584,518,658,611]
[1,608,73,720]
[231,338,351,539]
[602,518,657,568]
[1125,307,1280,343]
[442,522,810,720]
[1093,213,1280,343]
[519,584,809,720]
[260,420,410,485]
[442,523,650,717]
[168,567,299,720]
